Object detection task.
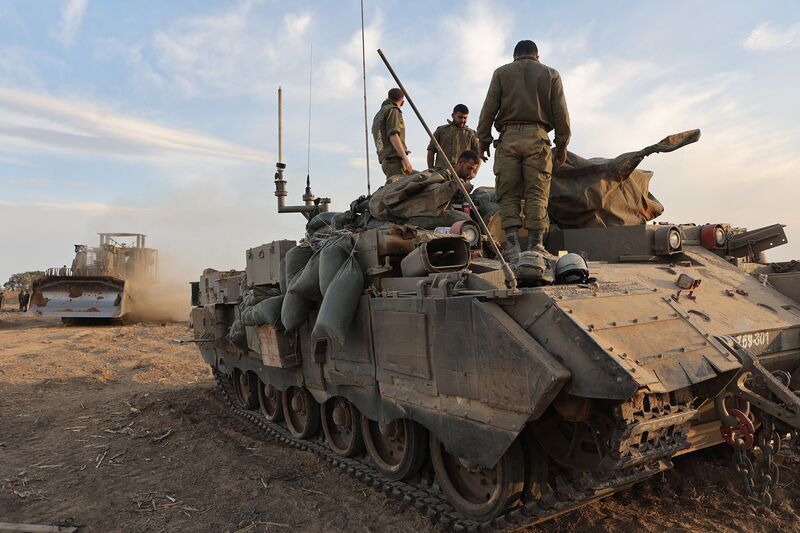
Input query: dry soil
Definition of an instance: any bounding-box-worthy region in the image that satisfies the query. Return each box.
[1,311,798,533]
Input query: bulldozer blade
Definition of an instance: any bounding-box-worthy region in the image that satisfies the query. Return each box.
[29,277,127,319]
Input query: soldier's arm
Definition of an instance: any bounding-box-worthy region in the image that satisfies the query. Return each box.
[427,127,441,169]
[551,72,571,155]
[469,129,481,154]
[476,71,501,155]
[385,108,412,172]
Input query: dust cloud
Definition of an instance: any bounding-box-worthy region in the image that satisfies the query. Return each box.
[128,279,192,323]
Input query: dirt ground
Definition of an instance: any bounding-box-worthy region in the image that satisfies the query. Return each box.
[1,311,799,533]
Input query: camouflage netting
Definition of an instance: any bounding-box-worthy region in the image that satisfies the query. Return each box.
[549,129,700,229]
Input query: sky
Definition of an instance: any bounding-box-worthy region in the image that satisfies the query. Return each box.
[1,0,799,283]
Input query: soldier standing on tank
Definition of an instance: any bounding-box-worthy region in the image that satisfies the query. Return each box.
[0,288,4,311]
[426,104,481,171]
[372,88,413,181]
[476,40,571,257]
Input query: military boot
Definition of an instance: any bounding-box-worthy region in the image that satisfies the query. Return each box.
[526,229,551,257]
[504,227,522,259]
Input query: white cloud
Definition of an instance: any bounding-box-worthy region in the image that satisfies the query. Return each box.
[440,1,511,86]
[744,22,800,51]
[52,0,89,47]
[285,12,311,35]
[6,177,49,186]
[0,86,271,165]
[140,2,311,96]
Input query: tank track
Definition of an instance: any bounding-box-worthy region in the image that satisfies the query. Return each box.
[212,368,683,532]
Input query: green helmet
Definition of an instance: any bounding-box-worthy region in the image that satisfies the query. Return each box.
[555,253,589,284]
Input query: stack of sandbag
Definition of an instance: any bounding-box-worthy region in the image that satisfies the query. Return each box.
[280,233,365,345]
[228,284,280,350]
[239,285,281,326]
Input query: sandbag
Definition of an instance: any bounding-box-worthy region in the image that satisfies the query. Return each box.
[289,244,326,301]
[284,244,314,280]
[312,253,364,345]
[252,294,284,326]
[228,319,248,350]
[279,257,288,295]
[240,285,278,310]
[240,306,257,326]
[319,235,354,296]
[281,244,315,331]
[281,291,311,332]
[306,212,338,233]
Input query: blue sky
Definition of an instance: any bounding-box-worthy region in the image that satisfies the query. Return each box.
[1,0,799,282]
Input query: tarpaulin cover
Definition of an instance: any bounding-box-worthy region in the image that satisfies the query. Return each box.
[548,130,700,228]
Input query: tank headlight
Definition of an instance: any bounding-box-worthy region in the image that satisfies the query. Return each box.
[653,225,683,255]
[669,229,682,250]
[461,226,479,246]
[715,226,726,246]
[700,223,727,249]
[449,220,481,247]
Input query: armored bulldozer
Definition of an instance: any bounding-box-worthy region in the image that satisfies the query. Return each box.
[30,233,158,321]
[189,129,800,531]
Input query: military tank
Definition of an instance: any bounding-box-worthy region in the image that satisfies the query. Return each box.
[189,85,800,528]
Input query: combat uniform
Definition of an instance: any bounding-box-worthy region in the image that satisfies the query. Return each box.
[476,57,570,233]
[372,98,408,180]
[427,121,480,170]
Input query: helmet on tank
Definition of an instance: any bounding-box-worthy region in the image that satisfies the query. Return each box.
[555,253,589,284]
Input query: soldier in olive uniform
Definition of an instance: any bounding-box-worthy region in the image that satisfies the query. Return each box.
[426,104,480,170]
[372,88,413,180]
[477,40,570,257]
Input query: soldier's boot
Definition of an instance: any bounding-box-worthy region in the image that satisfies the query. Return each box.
[526,230,552,257]
[504,227,522,259]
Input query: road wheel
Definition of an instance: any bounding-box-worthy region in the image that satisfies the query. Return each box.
[430,437,525,522]
[361,417,427,480]
[232,369,258,410]
[282,387,320,439]
[321,397,364,457]
[257,380,283,422]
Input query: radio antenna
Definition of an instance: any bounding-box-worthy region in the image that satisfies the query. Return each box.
[360,0,371,195]
[306,42,313,181]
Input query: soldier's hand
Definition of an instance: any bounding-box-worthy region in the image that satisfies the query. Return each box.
[481,143,492,163]
[402,158,413,174]
[554,148,567,170]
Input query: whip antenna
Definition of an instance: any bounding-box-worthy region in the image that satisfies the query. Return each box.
[306,42,313,182]
[360,0,371,195]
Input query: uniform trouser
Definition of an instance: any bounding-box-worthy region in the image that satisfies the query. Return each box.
[493,125,553,231]
[380,156,404,181]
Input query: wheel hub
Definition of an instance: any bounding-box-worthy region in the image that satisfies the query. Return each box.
[291,392,305,415]
[379,421,400,440]
[332,403,350,428]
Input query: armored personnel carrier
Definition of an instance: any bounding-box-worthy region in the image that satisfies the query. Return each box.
[30,232,158,321]
[189,118,800,529]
